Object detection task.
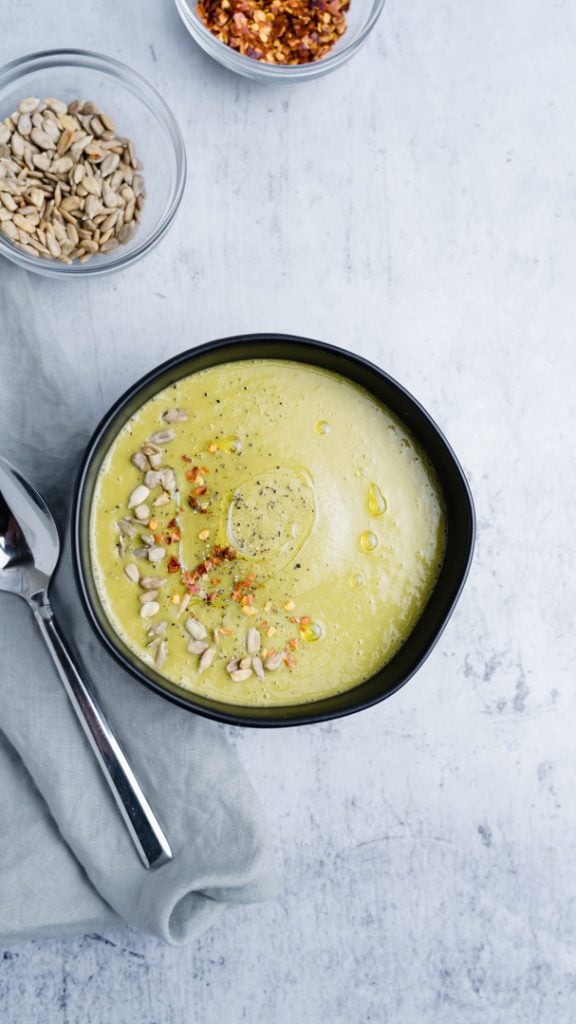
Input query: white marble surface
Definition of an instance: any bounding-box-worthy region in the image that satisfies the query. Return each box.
[1,0,575,1020]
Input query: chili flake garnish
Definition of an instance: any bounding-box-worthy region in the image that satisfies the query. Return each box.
[188,494,210,513]
[197,0,350,65]
[167,555,181,573]
[181,546,237,594]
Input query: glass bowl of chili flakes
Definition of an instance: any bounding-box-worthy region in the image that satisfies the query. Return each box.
[174,0,386,80]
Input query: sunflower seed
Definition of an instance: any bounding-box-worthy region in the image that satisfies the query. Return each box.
[252,656,265,681]
[128,484,150,507]
[124,563,140,583]
[57,128,75,155]
[13,213,36,233]
[198,647,216,674]
[131,451,149,472]
[176,594,191,618]
[144,470,164,489]
[149,429,176,445]
[133,547,150,559]
[153,492,170,507]
[18,97,40,114]
[99,237,119,253]
[147,621,167,638]
[0,193,17,212]
[264,653,284,671]
[140,601,160,618]
[239,657,252,670]
[45,97,68,116]
[187,640,209,655]
[226,659,241,674]
[139,590,159,604]
[102,179,120,208]
[30,127,54,150]
[160,469,177,493]
[51,156,73,175]
[246,628,260,654]
[148,546,165,563]
[84,194,102,219]
[185,618,207,641]
[46,231,61,257]
[118,517,136,537]
[161,408,189,424]
[134,503,150,521]
[155,640,168,670]
[17,114,32,137]
[140,576,166,590]
[230,669,253,683]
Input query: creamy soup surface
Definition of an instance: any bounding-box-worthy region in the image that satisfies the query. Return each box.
[90,360,446,706]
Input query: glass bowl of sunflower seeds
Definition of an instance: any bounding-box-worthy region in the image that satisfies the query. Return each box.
[0,49,186,277]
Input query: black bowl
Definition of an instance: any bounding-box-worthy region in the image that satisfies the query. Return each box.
[73,335,475,727]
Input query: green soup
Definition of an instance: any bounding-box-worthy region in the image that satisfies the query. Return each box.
[90,360,445,706]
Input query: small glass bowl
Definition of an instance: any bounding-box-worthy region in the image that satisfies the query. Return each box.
[174,0,386,81]
[0,50,186,278]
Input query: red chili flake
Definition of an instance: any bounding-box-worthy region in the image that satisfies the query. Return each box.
[288,638,299,650]
[167,556,181,573]
[284,654,295,669]
[185,467,199,482]
[299,616,311,627]
[200,466,209,474]
[206,592,217,603]
[192,485,208,496]
[182,454,192,463]
[167,518,177,529]
[213,544,237,561]
[289,615,298,623]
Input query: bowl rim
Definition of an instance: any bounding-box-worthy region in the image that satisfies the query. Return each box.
[0,48,187,277]
[174,0,387,80]
[72,334,476,728]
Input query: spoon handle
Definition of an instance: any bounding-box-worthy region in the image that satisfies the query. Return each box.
[33,601,173,870]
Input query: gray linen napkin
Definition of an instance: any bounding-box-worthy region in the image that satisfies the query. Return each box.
[0,264,280,944]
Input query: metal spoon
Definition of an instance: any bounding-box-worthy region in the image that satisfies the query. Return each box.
[0,454,172,870]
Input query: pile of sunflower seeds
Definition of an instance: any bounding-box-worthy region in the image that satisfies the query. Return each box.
[0,96,145,264]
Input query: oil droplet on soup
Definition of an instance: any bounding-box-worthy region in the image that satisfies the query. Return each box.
[368,482,387,517]
[350,573,365,588]
[360,530,379,552]
[315,420,330,435]
[300,620,324,643]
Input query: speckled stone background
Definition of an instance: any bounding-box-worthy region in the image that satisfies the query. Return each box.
[1,0,575,1020]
